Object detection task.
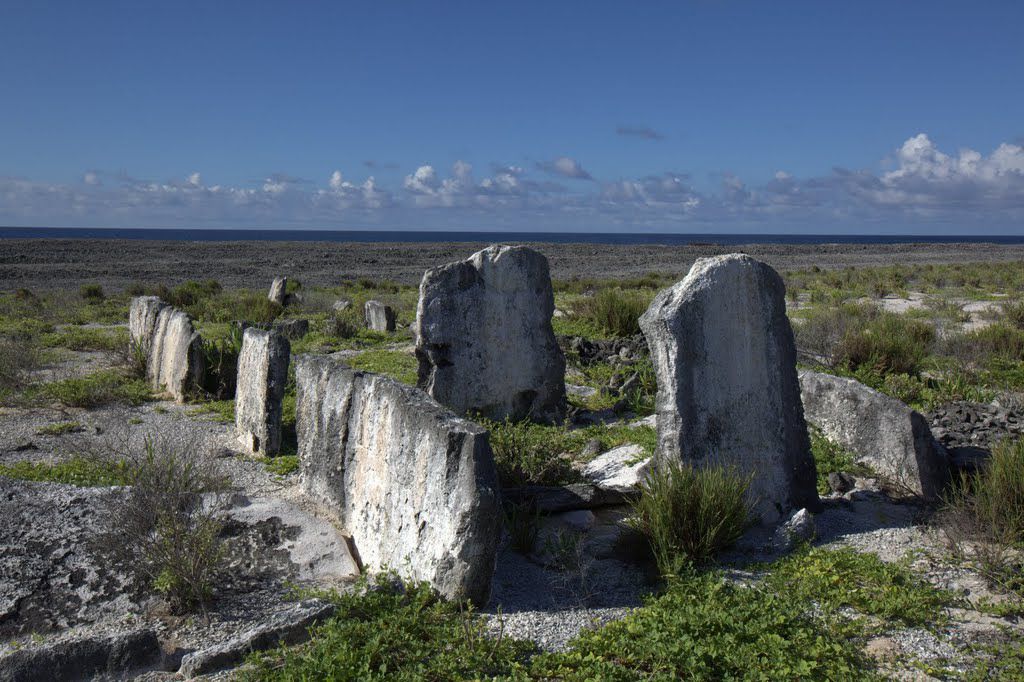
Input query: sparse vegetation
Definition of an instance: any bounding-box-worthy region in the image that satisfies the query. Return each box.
[266,455,299,477]
[36,420,84,436]
[346,349,418,385]
[0,456,131,487]
[630,459,752,575]
[40,369,152,407]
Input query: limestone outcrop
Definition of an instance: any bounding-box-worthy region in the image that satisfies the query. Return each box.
[414,245,566,423]
[295,354,500,604]
[235,329,291,456]
[799,369,950,499]
[363,300,396,332]
[129,296,204,403]
[639,254,819,524]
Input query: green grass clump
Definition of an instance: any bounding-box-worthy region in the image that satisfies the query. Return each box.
[532,571,876,681]
[573,287,651,338]
[36,421,84,436]
[79,283,105,303]
[0,457,131,487]
[40,369,152,407]
[766,546,953,628]
[630,459,752,575]
[265,455,300,477]
[40,326,128,352]
[244,576,536,681]
[346,349,418,385]
[191,399,235,423]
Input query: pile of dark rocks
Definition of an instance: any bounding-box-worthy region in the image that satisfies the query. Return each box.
[559,335,648,366]
[926,401,1024,451]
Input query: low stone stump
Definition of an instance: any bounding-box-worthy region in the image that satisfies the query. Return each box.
[639,254,820,524]
[414,244,566,423]
[295,354,500,604]
[363,300,396,332]
[268,277,287,306]
[129,296,204,403]
[235,329,290,456]
[799,370,950,499]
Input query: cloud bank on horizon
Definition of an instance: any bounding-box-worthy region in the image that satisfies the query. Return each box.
[2,134,1022,233]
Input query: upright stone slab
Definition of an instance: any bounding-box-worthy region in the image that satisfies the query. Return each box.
[414,245,566,423]
[129,296,204,403]
[639,254,819,524]
[363,300,396,332]
[268,277,287,306]
[295,354,500,604]
[799,370,950,499]
[235,329,291,456]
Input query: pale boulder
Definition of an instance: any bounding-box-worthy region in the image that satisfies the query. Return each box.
[268,277,287,306]
[363,300,396,332]
[799,369,950,499]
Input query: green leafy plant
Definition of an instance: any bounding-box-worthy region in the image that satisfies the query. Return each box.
[630,459,752,575]
[266,455,300,477]
[0,457,131,486]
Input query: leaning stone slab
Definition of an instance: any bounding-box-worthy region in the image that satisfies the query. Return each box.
[799,370,950,499]
[268,277,288,306]
[364,300,396,332]
[639,254,820,524]
[415,244,566,422]
[295,354,500,605]
[129,296,204,402]
[235,328,290,455]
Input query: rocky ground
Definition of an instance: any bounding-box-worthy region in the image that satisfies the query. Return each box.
[4,238,1024,290]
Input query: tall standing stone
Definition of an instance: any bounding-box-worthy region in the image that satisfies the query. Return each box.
[414,245,566,423]
[235,328,291,456]
[639,254,819,524]
[268,277,287,306]
[295,354,500,604]
[129,296,205,403]
[363,300,396,333]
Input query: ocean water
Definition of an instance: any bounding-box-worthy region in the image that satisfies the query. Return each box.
[2,226,1024,245]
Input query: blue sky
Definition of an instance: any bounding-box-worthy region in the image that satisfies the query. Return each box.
[2,1,1023,233]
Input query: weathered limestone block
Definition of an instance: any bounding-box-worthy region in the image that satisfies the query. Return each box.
[295,354,500,604]
[414,245,566,423]
[639,254,819,524]
[129,296,204,403]
[235,329,290,456]
[363,300,396,332]
[268,277,287,306]
[799,369,950,499]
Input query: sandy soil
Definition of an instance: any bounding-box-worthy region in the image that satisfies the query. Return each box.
[2,238,1024,291]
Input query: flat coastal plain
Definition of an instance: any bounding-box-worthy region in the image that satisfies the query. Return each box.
[2,238,1024,290]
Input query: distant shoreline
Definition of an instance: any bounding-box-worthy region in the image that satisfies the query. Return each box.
[3,237,1024,292]
[3,226,1024,247]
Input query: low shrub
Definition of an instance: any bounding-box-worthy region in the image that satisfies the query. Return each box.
[766,546,953,627]
[265,455,299,477]
[483,419,580,487]
[837,313,934,376]
[79,283,105,303]
[245,575,536,681]
[1004,301,1024,330]
[41,326,128,352]
[346,349,418,385]
[630,459,752,575]
[574,287,651,338]
[100,436,229,612]
[0,334,43,398]
[941,438,1024,594]
[502,501,541,554]
[809,427,862,494]
[200,325,244,399]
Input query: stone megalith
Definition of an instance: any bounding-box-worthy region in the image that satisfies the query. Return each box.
[235,328,291,456]
[799,370,950,499]
[638,254,819,524]
[363,300,396,333]
[268,277,287,306]
[414,245,566,423]
[295,354,500,605]
[129,296,205,403]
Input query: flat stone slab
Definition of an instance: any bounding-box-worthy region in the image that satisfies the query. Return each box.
[296,354,501,604]
[581,444,651,494]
